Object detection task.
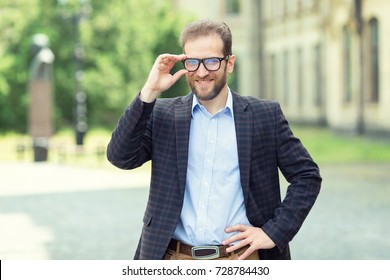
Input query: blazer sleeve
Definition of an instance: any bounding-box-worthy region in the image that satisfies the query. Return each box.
[261,102,322,252]
[106,94,155,170]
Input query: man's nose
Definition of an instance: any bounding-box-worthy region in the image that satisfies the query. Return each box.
[196,62,209,77]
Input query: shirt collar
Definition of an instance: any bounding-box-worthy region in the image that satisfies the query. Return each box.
[191,88,234,118]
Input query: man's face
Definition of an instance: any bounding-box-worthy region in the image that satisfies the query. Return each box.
[183,35,234,101]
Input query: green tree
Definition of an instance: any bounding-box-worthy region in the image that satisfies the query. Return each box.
[81,0,192,127]
[0,0,39,132]
[152,4,194,99]
[0,0,192,133]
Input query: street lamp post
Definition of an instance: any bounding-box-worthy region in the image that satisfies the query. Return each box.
[57,0,91,146]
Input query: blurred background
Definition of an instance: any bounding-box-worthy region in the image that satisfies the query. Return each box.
[0,0,389,260]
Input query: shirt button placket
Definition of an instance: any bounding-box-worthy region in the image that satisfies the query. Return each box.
[196,116,218,243]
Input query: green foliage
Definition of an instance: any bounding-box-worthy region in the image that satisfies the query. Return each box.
[152,5,195,99]
[0,0,192,132]
[0,0,40,132]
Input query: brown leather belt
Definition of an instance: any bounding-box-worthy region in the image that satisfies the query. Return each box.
[168,239,248,260]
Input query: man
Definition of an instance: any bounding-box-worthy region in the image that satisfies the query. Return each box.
[107,19,321,260]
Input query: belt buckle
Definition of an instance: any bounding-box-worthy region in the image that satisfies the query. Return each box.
[191,246,220,260]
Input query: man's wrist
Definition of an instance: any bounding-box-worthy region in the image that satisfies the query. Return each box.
[140,86,160,103]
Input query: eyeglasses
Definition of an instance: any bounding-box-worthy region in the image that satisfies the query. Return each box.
[182,55,230,72]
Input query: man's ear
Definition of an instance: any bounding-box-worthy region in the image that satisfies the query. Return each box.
[227,55,236,74]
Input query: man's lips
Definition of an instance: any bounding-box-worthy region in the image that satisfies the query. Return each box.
[196,79,213,85]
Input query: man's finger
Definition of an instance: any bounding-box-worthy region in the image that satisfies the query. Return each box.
[225,224,249,233]
[172,69,188,81]
[238,246,256,260]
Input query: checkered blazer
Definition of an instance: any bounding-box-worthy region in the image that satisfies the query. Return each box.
[107,91,322,260]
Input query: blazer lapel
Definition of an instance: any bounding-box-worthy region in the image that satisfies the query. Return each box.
[174,93,193,196]
[232,92,252,200]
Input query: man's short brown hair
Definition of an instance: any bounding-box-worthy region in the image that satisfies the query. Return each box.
[180,19,232,56]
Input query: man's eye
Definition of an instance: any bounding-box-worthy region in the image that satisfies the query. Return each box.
[205,58,219,64]
[186,60,199,65]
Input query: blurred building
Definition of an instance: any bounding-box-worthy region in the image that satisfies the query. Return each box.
[172,0,390,134]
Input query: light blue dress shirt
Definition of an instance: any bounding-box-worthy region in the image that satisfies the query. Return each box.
[173,89,252,246]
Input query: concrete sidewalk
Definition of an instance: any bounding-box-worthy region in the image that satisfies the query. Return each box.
[0,161,150,259]
[0,161,150,197]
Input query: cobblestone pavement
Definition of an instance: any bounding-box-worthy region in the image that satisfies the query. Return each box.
[0,161,389,260]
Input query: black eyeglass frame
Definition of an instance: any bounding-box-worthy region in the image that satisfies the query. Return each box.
[181,55,230,72]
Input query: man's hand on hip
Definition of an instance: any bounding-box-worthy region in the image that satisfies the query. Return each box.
[223,224,276,260]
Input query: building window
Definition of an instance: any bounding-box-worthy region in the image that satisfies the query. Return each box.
[271,0,283,18]
[299,0,314,10]
[368,18,379,103]
[270,53,276,100]
[343,26,352,103]
[297,47,303,107]
[286,0,298,15]
[283,50,289,106]
[226,0,240,15]
[314,43,323,106]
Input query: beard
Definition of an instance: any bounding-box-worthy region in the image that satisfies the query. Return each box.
[187,66,228,101]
